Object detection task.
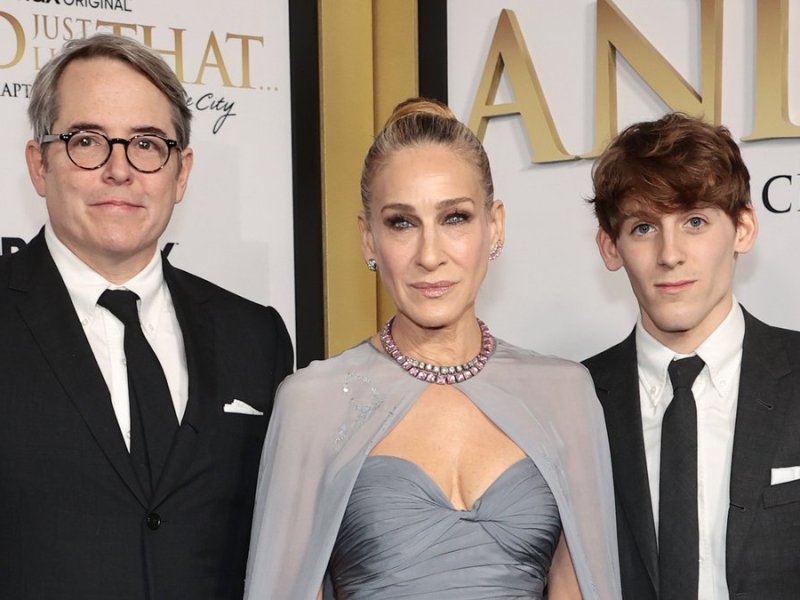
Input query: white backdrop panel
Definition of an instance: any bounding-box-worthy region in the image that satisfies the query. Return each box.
[0,0,295,345]
[448,0,800,360]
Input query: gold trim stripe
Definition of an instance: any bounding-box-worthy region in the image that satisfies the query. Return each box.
[319,0,418,356]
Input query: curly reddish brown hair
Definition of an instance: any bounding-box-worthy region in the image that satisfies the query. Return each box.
[589,113,751,239]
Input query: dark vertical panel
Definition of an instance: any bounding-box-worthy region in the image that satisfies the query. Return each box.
[289,0,324,367]
[418,0,448,102]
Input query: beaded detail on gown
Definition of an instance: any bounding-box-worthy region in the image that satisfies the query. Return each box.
[329,455,561,599]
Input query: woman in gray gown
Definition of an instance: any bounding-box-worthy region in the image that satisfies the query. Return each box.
[244,98,621,599]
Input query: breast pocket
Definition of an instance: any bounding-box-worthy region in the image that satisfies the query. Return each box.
[763,477,800,508]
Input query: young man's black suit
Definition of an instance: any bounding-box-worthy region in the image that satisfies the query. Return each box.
[583,309,800,600]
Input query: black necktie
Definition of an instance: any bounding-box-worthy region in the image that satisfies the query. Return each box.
[98,289,178,498]
[659,354,705,600]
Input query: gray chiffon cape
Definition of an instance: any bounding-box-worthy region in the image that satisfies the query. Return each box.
[244,339,621,599]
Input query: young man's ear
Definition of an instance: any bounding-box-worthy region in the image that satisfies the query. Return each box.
[733,207,758,255]
[596,228,624,271]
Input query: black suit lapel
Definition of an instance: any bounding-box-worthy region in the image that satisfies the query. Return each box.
[589,332,659,591]
[12,233,148,507]
[150,259,216,508]
[726,310,792,580]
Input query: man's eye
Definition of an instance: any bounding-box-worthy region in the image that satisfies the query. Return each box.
[76,135,99,147]
[688,217,704,228]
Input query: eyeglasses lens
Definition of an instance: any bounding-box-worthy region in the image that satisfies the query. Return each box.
[66,132,170,172]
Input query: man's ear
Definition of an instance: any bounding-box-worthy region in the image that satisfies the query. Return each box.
[733,207,758,255]
[173,147,194,205]
[596,228,624,272]
[25,140,47,198]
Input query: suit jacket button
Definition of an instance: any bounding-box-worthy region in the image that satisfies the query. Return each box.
[146,512,161,530]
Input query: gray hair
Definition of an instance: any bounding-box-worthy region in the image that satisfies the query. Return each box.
[28,33,191,149]
[361,97,494,218]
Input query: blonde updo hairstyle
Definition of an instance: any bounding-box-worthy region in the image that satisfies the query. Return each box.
[360,97,494,218]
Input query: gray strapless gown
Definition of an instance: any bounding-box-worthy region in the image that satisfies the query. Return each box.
[329,455,561,599]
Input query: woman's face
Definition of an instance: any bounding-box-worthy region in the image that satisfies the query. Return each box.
[360,143,504,331]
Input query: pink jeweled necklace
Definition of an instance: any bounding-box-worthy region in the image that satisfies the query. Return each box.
[379,317,495,385]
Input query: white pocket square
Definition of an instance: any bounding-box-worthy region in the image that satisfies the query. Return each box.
[771,466,800,485]
[223,399,264,416]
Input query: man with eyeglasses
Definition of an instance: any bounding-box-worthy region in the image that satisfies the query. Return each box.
[0,34,293,600]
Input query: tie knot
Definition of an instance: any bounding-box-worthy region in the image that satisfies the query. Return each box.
[98,289,141,327]
[668,355,705,391]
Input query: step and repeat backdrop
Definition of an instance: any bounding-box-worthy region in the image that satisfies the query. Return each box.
[0,0,295,344]
[448,0,800,360]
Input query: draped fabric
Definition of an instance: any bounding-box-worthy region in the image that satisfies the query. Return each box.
[244,339,621,599]
[330,456,559,599]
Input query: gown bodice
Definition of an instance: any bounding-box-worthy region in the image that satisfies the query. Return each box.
[329,455,561,599]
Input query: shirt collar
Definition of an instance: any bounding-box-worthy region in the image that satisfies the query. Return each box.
[636,299,745,407]
[45,222,166,326]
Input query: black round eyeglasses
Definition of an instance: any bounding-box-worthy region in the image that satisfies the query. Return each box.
[40,130,180,173]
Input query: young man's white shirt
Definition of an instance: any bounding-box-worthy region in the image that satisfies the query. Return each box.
[636,300,744,600]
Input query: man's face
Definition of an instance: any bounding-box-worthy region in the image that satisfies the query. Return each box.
[26,57,193,282]
[597,204,757,353]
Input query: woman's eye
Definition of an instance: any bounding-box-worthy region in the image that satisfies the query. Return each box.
[387,216,412,229]
[444,212,469,225]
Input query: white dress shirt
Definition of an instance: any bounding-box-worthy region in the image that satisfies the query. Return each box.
[636,300,744,600]
[45,225,188,450]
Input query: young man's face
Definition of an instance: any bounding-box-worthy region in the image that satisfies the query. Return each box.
[597,203,758,353]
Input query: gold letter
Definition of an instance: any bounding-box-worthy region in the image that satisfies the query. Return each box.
[193,32,233,86]
[75,18,91,39]
[467,9,573,164]
[34,46,56,71]
[226,33,263,89]
[743,0,800,140]
[141,26,187,83]
[592,0,722,156]
[0,12,24,69]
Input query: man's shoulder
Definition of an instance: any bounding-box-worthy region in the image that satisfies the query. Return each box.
[166,263,293,374]
[742,308,800,355]
[0,250,15,277]
[0,252,17,299]
[166,263,274,313]
[164,262,290,343]
[0,231,50,295]
[582,330,637,374]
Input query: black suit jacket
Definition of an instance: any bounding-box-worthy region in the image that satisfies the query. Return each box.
[0,231,293,600]
[583,309,800,600]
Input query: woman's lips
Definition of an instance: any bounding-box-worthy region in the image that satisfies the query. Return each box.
[412,281,455,298]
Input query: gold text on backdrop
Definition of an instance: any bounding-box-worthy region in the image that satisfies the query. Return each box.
[468,0,799,164]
